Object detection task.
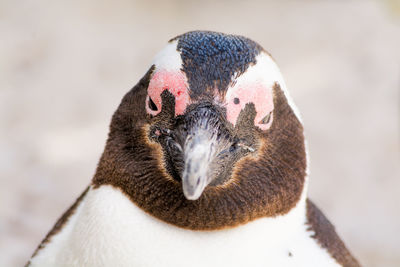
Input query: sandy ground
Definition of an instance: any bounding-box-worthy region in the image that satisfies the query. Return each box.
[1,0,399,266]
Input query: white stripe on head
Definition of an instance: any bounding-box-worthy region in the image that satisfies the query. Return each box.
[229,52,302,123]
[151,40,182,72]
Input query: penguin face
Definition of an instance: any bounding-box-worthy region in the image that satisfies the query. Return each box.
[94,31,307,229]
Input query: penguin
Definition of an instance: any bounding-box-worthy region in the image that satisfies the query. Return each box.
[27,31,360,267]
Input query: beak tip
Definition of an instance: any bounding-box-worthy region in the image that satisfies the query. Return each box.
[182,175,206,201]
[182,183,203,201]
[183,192,201,201]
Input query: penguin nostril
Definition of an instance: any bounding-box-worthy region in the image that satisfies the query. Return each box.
[229,142,238,152]
[148,96,158,111]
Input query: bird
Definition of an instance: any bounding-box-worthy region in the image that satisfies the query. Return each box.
[27,31,360,267]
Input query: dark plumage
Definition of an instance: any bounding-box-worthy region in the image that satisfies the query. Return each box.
[173,31,262,99]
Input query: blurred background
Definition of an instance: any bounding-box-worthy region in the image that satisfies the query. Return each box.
[1,0,399,266]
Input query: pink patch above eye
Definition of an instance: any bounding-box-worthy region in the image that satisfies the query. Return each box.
[146,70,189,116]
[226,83,274,130]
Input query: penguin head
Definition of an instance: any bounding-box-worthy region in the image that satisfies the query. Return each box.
[94,31,307,229]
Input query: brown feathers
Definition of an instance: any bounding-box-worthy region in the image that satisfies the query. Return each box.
[92,75,306,230]
[306,199,361,267]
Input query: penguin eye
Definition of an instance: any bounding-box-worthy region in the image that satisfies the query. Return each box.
[259,111,272,125]
[225,80,275,131]
[146,71,189,116]
[148,96,158,111]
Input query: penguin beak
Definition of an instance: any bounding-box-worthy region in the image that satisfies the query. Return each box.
[180,103,233,200]
[150,94,242,201]
[182,128,216,200]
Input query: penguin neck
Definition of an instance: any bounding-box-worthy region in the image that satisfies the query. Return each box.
[92,157,308,231]
[92,174,309,232]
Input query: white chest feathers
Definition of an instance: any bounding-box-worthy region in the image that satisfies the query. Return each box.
[30,185,340,267]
